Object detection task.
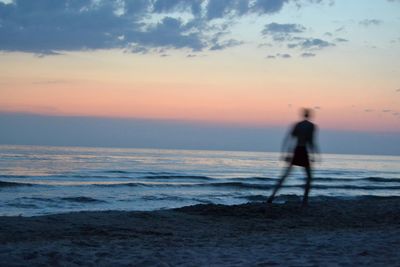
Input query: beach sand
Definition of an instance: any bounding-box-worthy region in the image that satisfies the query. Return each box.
[1,197,400,266]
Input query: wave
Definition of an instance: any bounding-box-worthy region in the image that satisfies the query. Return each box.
[141,195,186,202]
[0,175,30,179]
[3,179,400,191]
[312,184,400,190]
[0,173,216,181]
[142,175,215,181]
[102,170,187,177]
[238,195,268,202]
[60,197,106,203]
[1,171,398,185]
[363,177,400,183]
[314,177,400,183]
[0,181,33,187]
[2,174,400,192]
[103,170,133,174]
[91,181,400,190]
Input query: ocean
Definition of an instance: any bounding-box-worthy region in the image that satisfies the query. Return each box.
[0,145,399,216]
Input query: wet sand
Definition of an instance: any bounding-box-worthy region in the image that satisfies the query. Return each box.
[1,197,400,266]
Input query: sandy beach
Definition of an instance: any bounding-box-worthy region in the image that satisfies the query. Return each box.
[1,197,400,266]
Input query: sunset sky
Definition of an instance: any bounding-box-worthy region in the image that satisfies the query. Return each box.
[0,0,399,154]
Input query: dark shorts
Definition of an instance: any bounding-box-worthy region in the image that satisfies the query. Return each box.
[291,146,310,167]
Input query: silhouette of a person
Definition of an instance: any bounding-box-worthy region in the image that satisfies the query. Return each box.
[268,108,320,206]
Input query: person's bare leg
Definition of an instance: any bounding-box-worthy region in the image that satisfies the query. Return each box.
[267,164,292,203]
[302,165,312,206]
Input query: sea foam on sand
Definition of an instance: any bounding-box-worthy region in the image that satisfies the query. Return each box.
[1,197,400,266]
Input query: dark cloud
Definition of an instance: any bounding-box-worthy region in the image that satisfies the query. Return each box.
[0,0,146,53]
[209,39,243,50]
[301,52,316,57]
[253,0,289,14]
[335,26,345,32]
[152,0,202,15]
[128,17,205,51]
[258,43,273,48]
[262,22,306,35]
[335,38,348,42]
[301,38,335,49]
[266,53,291,59]
[262,22,306,43]
[0,0,336,55]
[289,38,335,50]
[278,53,291,58]
[359,19,382,27]
[261,22,335,57]
[206,0,250,19]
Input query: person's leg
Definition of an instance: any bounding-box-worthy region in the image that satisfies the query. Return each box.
[302,165,312,206]
[267,164,292,203]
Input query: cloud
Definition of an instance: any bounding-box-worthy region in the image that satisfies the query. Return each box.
[152,0,202,15]
[396,89,400,92]
[266,53,291,59]
[261,21,336,57]
[278,53,291,58]
[301,52,316,57]
[288,38,335,50]
[335,26,345,32]
[209,39,244,50]
[359,19,382,27]
[253,0,289,14]
[335,38,349,42]
[0,0,332,55]
[129,17,205,51]
[262,23,306,35]
[206,0,251,19]
[262,22,306,42]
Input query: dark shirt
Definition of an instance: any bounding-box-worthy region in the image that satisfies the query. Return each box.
[291,120,315,148]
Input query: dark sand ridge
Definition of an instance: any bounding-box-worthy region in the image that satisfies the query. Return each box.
[1,197,400,266]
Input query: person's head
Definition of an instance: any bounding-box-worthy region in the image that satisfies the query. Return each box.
[301,108,313,119]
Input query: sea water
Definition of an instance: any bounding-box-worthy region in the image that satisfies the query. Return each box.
[0,145,399,216]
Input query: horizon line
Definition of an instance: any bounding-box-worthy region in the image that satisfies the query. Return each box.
[1,110,399,134]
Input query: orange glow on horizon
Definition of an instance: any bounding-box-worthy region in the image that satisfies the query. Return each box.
[0,51,399,132]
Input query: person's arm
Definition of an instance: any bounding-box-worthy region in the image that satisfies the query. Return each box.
[309,125,321,162]
[281,125,295,161]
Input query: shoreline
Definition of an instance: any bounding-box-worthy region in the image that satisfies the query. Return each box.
[1,197,400,266]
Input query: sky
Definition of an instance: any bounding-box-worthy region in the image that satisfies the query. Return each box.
[0,0,399,155]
